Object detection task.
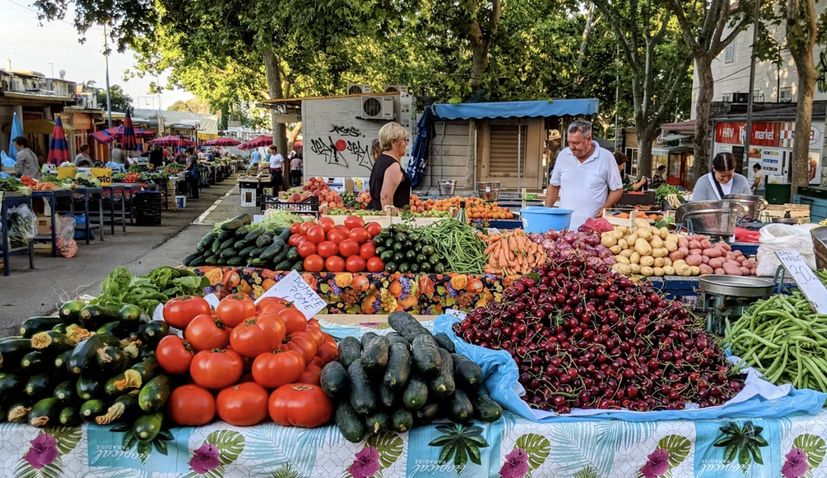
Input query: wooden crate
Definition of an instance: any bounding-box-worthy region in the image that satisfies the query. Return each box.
[759,204,810,224]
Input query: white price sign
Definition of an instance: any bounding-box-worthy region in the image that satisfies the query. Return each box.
[775,250,827,313]
[254,270,326,319]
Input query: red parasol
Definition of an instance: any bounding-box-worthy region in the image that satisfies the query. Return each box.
[203,137,241,146]
[47,116,71,164]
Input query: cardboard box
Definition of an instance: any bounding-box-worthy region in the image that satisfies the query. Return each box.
[36,216,52,235]
[57,166,78,180]
[90,167,113,186]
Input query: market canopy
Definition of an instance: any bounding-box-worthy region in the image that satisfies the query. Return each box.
[149,135,195,147]
[203,137,241,146]
[432,99,599,120]
[90,125,155,144]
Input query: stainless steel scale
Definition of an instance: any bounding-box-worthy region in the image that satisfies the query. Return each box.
[695,275,776,335]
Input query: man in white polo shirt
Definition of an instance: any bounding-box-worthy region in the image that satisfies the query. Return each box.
[544,120,623,229]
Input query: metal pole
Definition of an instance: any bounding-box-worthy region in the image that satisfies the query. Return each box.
[743,0,761,175]
[103,24,112,129]
[517,120,522,192]
[614,43,621,151]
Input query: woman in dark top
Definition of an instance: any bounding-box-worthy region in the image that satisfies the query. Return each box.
[368,122,411,211]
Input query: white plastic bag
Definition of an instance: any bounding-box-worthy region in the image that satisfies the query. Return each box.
[756,223,819,276]
[8,204,37,247]
[56,215,77,258]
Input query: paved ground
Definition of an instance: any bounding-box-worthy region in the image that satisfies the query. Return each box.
[0,178,256,333]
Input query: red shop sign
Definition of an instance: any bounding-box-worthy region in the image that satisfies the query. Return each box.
[715,122,744,145]
[750,121,782,147]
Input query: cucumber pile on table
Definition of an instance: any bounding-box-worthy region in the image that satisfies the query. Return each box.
[184,213,302,270]
[0,300,172,443]
[320,312,501,442]
[372,225,448,274]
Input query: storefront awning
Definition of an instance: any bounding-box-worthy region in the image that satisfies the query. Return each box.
[433,99,599,120]
[658,134,690,143]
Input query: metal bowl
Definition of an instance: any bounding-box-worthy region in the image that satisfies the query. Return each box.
[438,180,456,196]
[698,275,775,298]
[812,226,827,270]
[675,200,748,237]
[723,193,768,220]
[772,217,798,224]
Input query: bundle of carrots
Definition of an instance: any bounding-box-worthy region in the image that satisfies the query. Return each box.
[482,229,547,275]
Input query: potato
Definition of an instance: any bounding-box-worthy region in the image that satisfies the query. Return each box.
[620,249,634,258]
[653,267,665,277]
[663,265,676,275]
[602,235,618,248]
[668,250,685,261]
[612,263,632,275]
[739,266,751,275]
[714,268,725,274]
[659,227,669,239]
[701,255,709,264]
[702,247,722,258]
[613,230,625,240]
[630,252,641,264]
[699,264,714,275]
[709,257,725,268]
[673,259,687,268]
[610,245,623,255]
[663,257,672,266]
[722,262,742,275]
[630,264,641,274]
[634,238,652,256]
[640,266,655,276]
[634,218,650,228]
[742,259,756,269]
[617,226,629,235]
[678,237,689,248]
[689,248,702,256]
[685,255,703,266]
[720,242,732,251]
[626,233,639,245]
[700,238,712,249]
[637,228,652,240]
[640,256,655,267]
[654,257,665,268]
[618,239,629,249]
[676,265,692,277]
[665,239,678,252]
[688,240,701,250]
[650,236,664,249]
[616,255,630,265]
[652,247,668,258]
[689,266,700,276]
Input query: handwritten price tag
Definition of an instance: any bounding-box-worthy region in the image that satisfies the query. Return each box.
[255,270,327,319]
[775,250,827,313]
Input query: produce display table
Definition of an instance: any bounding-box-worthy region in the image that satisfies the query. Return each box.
[70,187,105,244]
[32,189,74,257]
[1,193,34,276]
[101,184,129,234]
[3,410,826,477]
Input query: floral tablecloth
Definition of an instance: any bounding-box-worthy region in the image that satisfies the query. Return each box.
[194,267,514,314]
[3,410,827,477]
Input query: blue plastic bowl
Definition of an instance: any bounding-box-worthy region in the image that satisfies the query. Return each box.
[520,207,573,233]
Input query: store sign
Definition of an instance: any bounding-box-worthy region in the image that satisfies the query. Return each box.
[750,121,782,147]
[715,122,745,145]
[760,149,784,176]
[775,250,827,313]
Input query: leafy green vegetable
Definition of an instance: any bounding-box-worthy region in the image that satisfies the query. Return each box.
[655,184,681,203]
[94,266,208,314]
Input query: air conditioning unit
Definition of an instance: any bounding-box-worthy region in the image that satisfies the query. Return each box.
[360,95,395,120]
[347,84,372,95]
[732,92,749,104]
[383,85,409,94]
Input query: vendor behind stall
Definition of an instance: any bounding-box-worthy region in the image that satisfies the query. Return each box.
[368,122,411,211]
[691,152,751,201]
[13,136,40,179]
[614,151,648,191]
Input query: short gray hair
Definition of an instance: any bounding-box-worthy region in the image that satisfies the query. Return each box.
[567,120,593,137]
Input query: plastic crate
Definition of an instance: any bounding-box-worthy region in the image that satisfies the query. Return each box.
[262,194,319,217]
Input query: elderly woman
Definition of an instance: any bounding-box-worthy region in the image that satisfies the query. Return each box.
[691,152,752,201]
[368,122,411,211]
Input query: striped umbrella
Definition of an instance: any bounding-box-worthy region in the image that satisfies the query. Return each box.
[121,111,138,151]
[8,112,24,158]
[47,116,71,165]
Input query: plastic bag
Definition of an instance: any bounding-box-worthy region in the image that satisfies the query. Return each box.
[8,204,36,247]
[756,223,819,276]
[1,151,15,168]
[56,215,77,258]
[578,217,614,233]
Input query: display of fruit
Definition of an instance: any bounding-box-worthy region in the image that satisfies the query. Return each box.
[289,216,383,273]
[423,196,512,221]
[372,224,447,274]
[304,177,345,209]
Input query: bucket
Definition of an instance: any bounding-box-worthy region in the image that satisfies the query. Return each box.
[478,182,501,202]
[520,206,573,233]
[438,180,456,196]
[175,195,187,209]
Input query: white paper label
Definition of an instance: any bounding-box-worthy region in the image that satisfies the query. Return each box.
[254,270,326,318]
[775,250,827,313]
[203,293,220,309]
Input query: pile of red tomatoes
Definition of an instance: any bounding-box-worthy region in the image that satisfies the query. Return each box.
[156,294,337,428]
[288,216,385,273]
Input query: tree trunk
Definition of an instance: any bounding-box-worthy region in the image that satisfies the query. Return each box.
[469,22,490,90]
[636,126,658,179]
[692,55,715,184]
[790,57,816,197]
[262,49,288,157]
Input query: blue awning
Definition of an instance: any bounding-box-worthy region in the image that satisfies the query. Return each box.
[432,99,599,120]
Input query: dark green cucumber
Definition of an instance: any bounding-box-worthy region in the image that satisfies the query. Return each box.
[76,374,103,401]
[79,304,120,329]
[95,344,127,372]
[133,412,164,442]
[54,349,73,370]
[29,397,61,427]
[361,335,389,375]
[338,337,362,369]
[238,245,256,257]
[30,331,74,352]
[54,380,77,402]
[19,316,63,338]
[58,300,85,322]
[320,361,349,399]
[217,229,234,242]
[433,333,456,353]
[255,234,273,248]
[59,406,81,426]
[96,391,140,425]
[365,412,390,434]
[411,335,441,377]
[450,389,474,422]
[138,375,171,412]
[79,399,105,422]
[388,312,429,342]
[285,246,299,262]
[452,353,483,388]
[118,304,143,323]
[473,389,503,422]
[378,383,396,409]
[227,256,246,266]
[415,402,440,424]
[20,350,49,372]
[0,336,32,370]
[273,259,291,270]
[391,409,414,432]
[67,334,121,374]
[429,348,455,397]
[335,402,366,443]
[140,321,170,347]
[219,237,236,250]
[245,228,264,242]
[347,361,377,415]
[0,372,23,401]
[383,342,411,391]
[96,320,136,337]
[219,247,238,259]
[277,228,291,242]
[183,252,203,266]
[402,376,428,410]
[234,224,252,238]
[197,232,218,251]
[291,260,303,272]
[24,374,53,399]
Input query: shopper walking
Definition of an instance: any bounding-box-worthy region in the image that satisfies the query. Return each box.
[268,145,285,195]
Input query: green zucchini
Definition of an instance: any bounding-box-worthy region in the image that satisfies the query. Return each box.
[105,357,158,395]
[96,391,140,425]
[365,412,390,434]
[67,334,120,374]
[277,228,291,242]
[335,402,366,443]
[320,361,349,399]
[96,320,136,337]
[140,321,169,347]
[273,259,291,270]
[138,375,171,412]
[285,247,299,262]
[119,304,144,323]
[29,397,61,427]
[79,399,105,422]
[383,342,411,391]
[54,349,73,370]
[24,374,53,399]
[452,353,483,388]
[245,228,264,242]
[255,234,273,248]
[402,376,428,410]
[76,374,103,401]
[415,402,440,424]
[20,350,49,372]
[473,389,503,422]
[95,344,127,372]
[0,336,32,370]
[234,224,252,238]
[347,361,377,415]
[429,348,455,397]
[197,232,218,252]
[338,337,362,369]
[7,401,31,423]
[391,409,414,432]
[54,380,77,402]
[51,322,69,334]
[59,300,85,322]
[450,389,474,422]
[227,256,246,266]
[133,412,164,442]
[79,304,120,329]
[0,372,23,401]
[411,335,441,377]
[433,333,456,353]
[19,316,63,338]
[361,335,389,375]
[59,406,81,426]
[30,331,74,352]
[378,383,396,409]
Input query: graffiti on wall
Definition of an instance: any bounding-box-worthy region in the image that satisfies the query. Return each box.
[308,124,372,172]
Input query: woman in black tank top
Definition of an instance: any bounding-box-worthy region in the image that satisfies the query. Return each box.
[368,122,411,211]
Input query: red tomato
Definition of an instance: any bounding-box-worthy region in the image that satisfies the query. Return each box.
[309,356,325,368]
[359,241,376,259]
[346,255,366,273]
[216,382,269,426]
[190,349,244,390]
[288,234,302,247]
[297,368,321,385]
[348,228,370,244]
[316,340,339,364]
[251,350,305,388]
[215,294,256,328]
[303,254,324,272]
[318,217,335,232]
[255,311,286,349]
[317,241,338,258]
[299,221,314,235]
[163,296,211,330]
[289,223,302,234]
[297,241,317,258]
[366,256,385,272]
[230,319,273,357]
[335,224,349,231]
[324,256,345,272]
[268,384,333,428]
[168,384,215,426]
[365,222,382,237]
[326,229,347,243]
[338,239,359,257]
[304,326,325,347]
[285,332,319,363]
[185,314,230,352]
[156,335,194,374]
[280,307,307,334]
[257,297,288,314]
[306,225,325,244]
[344,216,365,229]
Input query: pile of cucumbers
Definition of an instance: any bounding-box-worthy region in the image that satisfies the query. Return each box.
[320,312,501,442]
[372,225,448,274]
[183,213,302,270]
[0,300,171,442]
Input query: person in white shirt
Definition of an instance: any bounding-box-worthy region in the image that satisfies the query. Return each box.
[544,120,623,229]
[74,144,94,167]
[268,145,285,194]
[752,163,765,193]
